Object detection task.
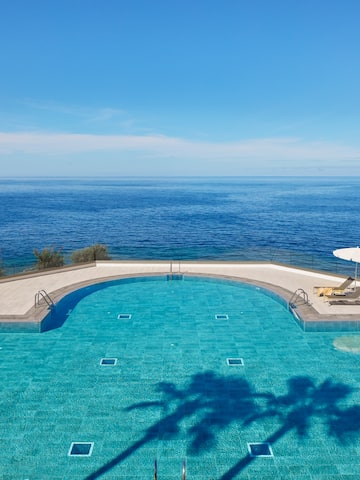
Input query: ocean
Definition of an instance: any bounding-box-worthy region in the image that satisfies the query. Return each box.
[0,176,359,275]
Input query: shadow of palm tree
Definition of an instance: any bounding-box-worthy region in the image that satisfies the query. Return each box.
[84,371,360,480]
[220,376,360,479]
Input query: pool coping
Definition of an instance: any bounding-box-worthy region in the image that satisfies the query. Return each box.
[0,261,359,332]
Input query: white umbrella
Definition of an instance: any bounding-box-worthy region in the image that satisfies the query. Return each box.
[333,246,360,287]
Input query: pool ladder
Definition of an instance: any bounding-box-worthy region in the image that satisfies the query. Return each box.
[288,288,309,309]
[35,289,55,308]
[168,261,184,281]
[154,459,186,479]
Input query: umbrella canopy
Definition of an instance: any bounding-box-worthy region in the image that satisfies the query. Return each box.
[333,247,360,286]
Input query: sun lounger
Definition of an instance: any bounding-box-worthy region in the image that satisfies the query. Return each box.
[327,287,360,305]
[313,277,354,297]
[328,299,360,306]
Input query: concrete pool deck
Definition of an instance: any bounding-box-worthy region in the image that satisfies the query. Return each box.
[0,260,360,331]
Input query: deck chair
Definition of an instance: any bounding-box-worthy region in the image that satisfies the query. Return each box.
[313,277,354,297]
[328,288,360,305]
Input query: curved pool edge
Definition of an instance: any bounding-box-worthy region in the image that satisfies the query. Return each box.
[39,273,308,333]
[1,261,360,332]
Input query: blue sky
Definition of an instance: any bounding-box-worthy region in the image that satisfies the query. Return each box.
[0,0,359,176]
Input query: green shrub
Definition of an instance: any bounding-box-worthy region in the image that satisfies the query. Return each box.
[33,246,65,270]
[71,244,111,264]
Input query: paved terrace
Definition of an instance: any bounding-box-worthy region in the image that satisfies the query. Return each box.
[0,261,360,332]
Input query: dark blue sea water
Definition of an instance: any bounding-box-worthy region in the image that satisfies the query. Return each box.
[0,176,359,275]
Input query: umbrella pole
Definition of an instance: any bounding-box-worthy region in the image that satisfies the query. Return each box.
[355,262,358,289]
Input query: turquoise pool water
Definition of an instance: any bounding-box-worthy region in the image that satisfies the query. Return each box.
[1,276,360,479]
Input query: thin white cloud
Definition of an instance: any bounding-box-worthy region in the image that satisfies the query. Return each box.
[86,108,128,123]
[21,100,127,122]
[0,131,359,164]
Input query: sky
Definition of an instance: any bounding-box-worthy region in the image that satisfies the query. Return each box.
[0,0,360,176]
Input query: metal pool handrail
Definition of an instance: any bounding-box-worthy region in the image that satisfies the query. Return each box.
[153,459,186,479]
[288,288,309,309]
[34,289,55,308]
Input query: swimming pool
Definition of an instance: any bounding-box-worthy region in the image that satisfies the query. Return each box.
[1,275,360,479]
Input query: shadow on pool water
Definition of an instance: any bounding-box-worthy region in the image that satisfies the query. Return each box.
[83,371,360,480]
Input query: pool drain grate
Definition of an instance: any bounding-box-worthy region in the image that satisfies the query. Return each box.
[68,442,94,457]
[227,358,244,366]
[118,314,132,320]
[100,358,117,366]
[248,442,273,457]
